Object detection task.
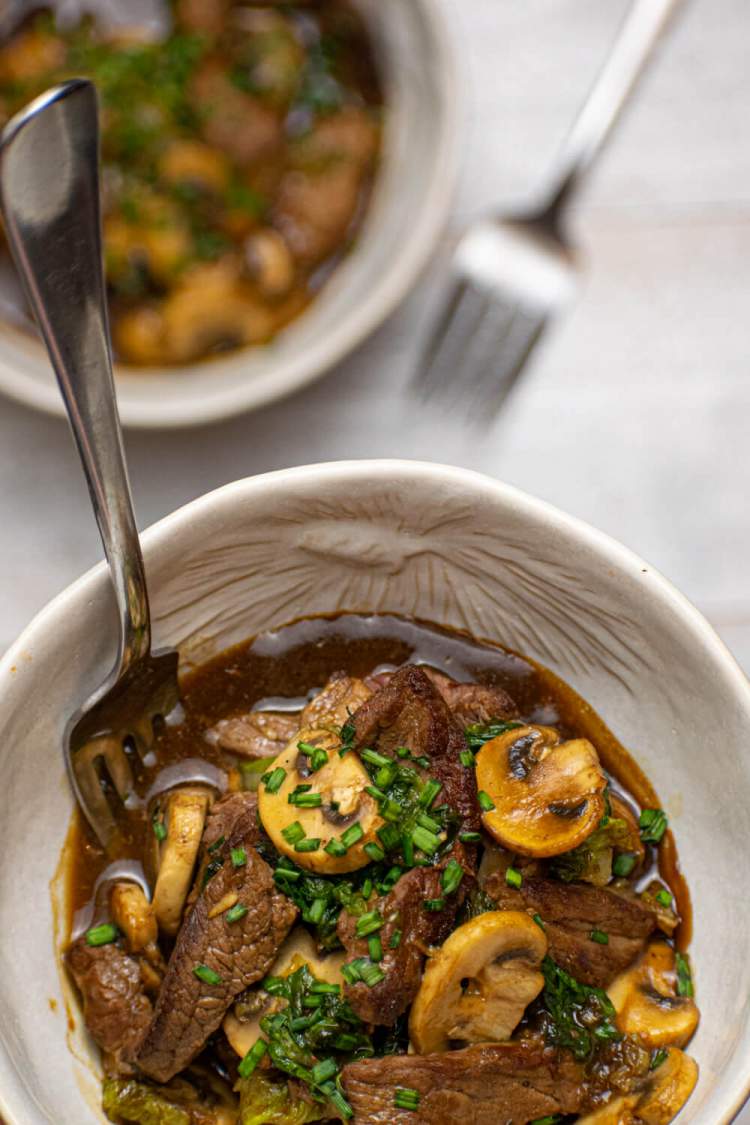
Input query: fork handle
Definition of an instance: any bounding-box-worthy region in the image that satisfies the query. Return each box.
[0,81,151,674]
[543,0,685,219]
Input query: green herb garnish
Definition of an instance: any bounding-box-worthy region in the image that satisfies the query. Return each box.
[193,964,222,986]
[539,957,620,1061]
[85,923,119,947]
[639,808,669,845]
[465,719,523,751]
[394,1087,420,1111]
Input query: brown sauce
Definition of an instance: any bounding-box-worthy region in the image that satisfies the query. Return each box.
[64,613,691,947]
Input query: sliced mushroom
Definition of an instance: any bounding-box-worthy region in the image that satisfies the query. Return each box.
[475,724,608,857]
[577,1098,637,1124]
[257,726,383,874]
[223,928,346,1057]
[244,229,295,299]
[634,1047,698,1123]
[152,786,212,937]
[409,910,547,1053]
[110,883,158,955]
[608,941,699,1048]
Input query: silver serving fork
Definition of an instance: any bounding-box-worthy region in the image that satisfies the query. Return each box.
[414,0,685,422]
[0,81,179,850]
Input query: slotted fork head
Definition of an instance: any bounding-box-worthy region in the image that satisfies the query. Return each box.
[67,649,180,851]
[414,216,578,423]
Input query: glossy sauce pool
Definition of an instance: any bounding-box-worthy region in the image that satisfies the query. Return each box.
[62,613,691,948]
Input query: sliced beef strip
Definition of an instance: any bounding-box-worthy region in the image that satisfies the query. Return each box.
[342,1040,584,1125]
[66,938,154,1076]
[422,668,520,727]
[135,792,297,1083]
[205,710,299,758]
[351,664,480,836]
[337,845,473,1026]
[485,872,657,988]
[299,671,372,730]
[337,668,480,1024]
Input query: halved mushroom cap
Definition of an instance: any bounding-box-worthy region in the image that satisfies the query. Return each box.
[608,941,700,1048]
[152,786,212,937]
[475,725,608,857]
[223,928,346,1057]
[409,910,547,1054]
[257,727,383,874]
[634,1047,698,1124]
[576,1097,638,1124]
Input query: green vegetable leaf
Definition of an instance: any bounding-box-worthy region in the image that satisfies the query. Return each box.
[464,719,523,751]
[238,1072,329,1125]
[539,957,621,1062]
[102,1078,193,1125]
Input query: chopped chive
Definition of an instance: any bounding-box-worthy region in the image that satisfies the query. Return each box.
[478,790,496,812]
[365,784,386,801]
[291,783,312,794]
[415,756,431,769]
[334,1032,359,1050]
[529,1117,561,1125]
[341,822,364,849]
[303,994,324,1009]
[264,766,286,794]
[289,791,323,808]
[290,1012,321,1031]
[506,866,523,890]
[416,811,441,834]
[325,838,348,857]
[273,866,301,884]
[311,981,341,995]
[419,779,442,808]
[281,821,305,845]
[305,898,326,924]
[377,824,401,852]
[310,1057,338,1085]
[297,740,319,755]
[612,852,637,878]
[341,962,359,985]
[394,1087,420,1111]
[325,1083,354,1119]
[459,749,474,767]
[441,858,465,895]
[152,815,167,843]
[295,837,321,853]
[231,847,247,868]
[360,961,386,987]
[355,911,384,937]
[590,929,609,945]
[383,864,403,887]
[380,797,403,822]
[360,748,392,769]
[207,835,226,853]
[412,825,441,855]
[193,964,222,986]
[424,897,446,912]
[225,903,248,924]
[375,762,398,789]
[368,935,383,962]
[362,877,373,900]
[676,952,694,997]
[401,833,415,867]
[364,841,385,863]
[396,746,410,759]
[532,913,546,931]
[650,1048,669,1071]
[261,974,287,995]
[309,748,329,772]
[655,888,673,908]
[237,1038,267,1078]
[389,929,402,949]
[459,831,482,843]
[639,808,669,845]
[85,923,119,947]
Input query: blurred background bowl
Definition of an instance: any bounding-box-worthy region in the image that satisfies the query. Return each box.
[0,0,459,428]
[0,460,749,1122]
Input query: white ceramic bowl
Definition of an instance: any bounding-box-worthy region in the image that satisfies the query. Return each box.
[0,0,458,429]
[1,460,749,1123]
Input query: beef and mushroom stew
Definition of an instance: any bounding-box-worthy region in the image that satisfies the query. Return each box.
[62,614,699,1124]
[0,1,382,366]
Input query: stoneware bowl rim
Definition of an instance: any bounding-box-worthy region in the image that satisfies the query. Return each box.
[1,459,749,1124]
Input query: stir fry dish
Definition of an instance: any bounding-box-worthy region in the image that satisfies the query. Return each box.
[62,615,700,1124]
[0,2,382,365]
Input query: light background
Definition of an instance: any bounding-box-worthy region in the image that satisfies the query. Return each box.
[1,0,749,681]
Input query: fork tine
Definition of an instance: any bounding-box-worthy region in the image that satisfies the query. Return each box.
[416,280,493,398]
[464,300,547,419]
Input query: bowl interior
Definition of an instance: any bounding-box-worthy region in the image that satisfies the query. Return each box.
[0,0,457,427]
[1,461,748,1122]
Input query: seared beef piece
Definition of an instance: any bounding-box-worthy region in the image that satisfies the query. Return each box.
[337,844,473,1026]
[351,665,480,836]
[206,710,298,758]
[300,671,372,729]
[135,793,296,1082]
[66,939,153,1076]
[342,1040,584,1125]
[422,668,520,727]
[485,873,657,988]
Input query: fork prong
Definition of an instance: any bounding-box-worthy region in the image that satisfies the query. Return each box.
[416,279,493,399]
[464,298,548,420]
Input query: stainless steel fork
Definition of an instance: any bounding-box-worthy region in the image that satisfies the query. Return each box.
[414,0,685,423]
[0,81,180,850]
